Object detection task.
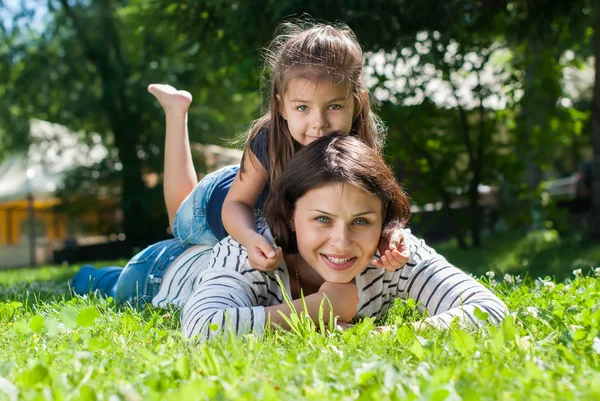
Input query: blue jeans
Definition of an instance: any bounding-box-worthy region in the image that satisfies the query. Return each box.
[173,165,239,246]
[71,239,189,308]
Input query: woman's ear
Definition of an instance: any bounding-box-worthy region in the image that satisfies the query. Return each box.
[276,94,287,120]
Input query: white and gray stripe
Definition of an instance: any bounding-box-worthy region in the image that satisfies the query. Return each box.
[178,224,507,340]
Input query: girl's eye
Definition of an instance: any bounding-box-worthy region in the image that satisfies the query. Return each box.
[316,216,331,224]
[353,219,370,226]
[297,105,308,112]
[328,104,342,110]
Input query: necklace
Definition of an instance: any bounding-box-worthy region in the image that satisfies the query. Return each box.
[293,254,301,298]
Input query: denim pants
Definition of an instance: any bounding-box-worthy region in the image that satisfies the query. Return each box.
[71,239,189,308]
[173,165,239,246]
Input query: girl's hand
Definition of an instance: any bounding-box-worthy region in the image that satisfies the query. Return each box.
[247,233,283,272]
[372,228,411,272]
[318,281,359,322]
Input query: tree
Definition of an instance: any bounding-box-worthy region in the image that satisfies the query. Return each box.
[3,0,259,245]
[592,5,600,238]
[148,0,512,246]
[372,33,518,247]
[500,0,599,238]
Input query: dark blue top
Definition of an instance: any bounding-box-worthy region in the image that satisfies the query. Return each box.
[205,128,269,240]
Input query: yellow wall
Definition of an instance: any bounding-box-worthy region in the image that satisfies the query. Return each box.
[0,199,67,246]
[0,197,119,246]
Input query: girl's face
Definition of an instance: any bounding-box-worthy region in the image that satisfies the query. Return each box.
[277,78,355,146]
[292,182,383,283]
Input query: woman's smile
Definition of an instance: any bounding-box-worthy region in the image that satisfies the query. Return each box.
[321,254,357,271]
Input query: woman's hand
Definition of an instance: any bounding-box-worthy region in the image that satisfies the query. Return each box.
[372,228,411,272]
[318,281,359,322]
[247,232,283,272]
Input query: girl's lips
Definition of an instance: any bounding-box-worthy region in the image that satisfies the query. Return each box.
[320,254,357,271]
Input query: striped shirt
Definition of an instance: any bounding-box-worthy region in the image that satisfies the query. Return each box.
[180,221,508,340]
[152,244,213,308]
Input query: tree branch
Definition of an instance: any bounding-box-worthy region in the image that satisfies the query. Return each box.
[57,0,100,63]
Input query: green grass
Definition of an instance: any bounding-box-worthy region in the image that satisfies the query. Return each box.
[0,231,599,400]
[436,229,600,281]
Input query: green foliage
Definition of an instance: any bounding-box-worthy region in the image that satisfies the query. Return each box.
[2,0,260,244]
[436,229,600,281]
[3,1,597,243]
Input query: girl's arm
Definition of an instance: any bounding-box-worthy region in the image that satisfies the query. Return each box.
[222,151,282,271]
[397,233,508,328]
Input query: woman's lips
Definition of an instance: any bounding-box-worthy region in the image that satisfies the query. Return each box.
[320,254,357,271]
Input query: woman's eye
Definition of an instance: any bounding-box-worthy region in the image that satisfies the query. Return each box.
[328,104,342,110]
[297,105,308,112]
[354,219,370,226]
[316,216,330,224]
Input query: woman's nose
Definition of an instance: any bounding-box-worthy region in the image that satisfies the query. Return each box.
[330,225,352,251]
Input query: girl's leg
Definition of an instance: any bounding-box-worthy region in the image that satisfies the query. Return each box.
[148,84,197,231]
[114,239,189,308]
[173,165,239,245]
[71,265,123,298]
[71,240,189,308]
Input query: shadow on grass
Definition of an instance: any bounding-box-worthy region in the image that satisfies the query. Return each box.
[0,278,74,306]
[434,230,600,282]
[0,261,127,308]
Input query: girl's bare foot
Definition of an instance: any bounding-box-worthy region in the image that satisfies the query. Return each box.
[148,84,192,115]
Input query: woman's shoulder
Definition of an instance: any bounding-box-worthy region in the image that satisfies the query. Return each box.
[208,218,276,271]
[402,228,440,264]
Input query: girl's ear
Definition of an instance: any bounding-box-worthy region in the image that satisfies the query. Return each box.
[353,89,366,121]
[276,94,287,120]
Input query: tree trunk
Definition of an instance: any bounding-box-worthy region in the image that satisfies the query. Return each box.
[61,0,157,247]
[467,183,481,248]
[441,191,468,249]
[591,5,600,239]
[112,118,155,246]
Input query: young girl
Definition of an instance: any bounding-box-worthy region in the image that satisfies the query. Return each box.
[149,22,408,273]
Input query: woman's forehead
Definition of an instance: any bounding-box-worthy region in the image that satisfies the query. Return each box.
[296,182,382,214]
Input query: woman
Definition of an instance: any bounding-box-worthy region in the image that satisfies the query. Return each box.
[72,135,507,339]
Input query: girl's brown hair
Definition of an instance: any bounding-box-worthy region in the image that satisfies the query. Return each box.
[240,21,386,186]
[264,134,410,254]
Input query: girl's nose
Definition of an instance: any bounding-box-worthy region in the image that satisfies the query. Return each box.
[312,110,327,129]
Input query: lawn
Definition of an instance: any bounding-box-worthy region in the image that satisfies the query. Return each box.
[0,230,599,400]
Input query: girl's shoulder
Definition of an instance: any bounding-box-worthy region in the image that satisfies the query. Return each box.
[248,127,270,170]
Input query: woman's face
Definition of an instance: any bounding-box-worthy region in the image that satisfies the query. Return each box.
[292,182,383,283]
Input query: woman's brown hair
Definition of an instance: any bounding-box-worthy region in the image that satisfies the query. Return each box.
[264,134,410,254]
[240,21,386,187]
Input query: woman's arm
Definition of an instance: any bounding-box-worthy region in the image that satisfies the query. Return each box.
[266,282,359,329]
[181,267,268,340]
[181,238,358,340]
[183,274,359,339]
[397,233,508,328]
